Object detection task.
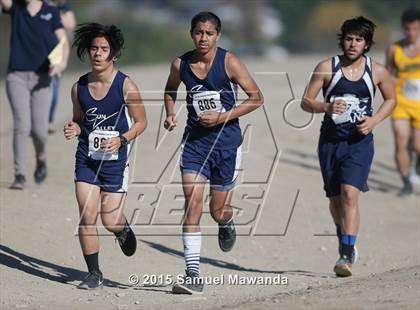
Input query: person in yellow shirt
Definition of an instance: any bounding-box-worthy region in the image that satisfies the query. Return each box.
[386,7,420,197]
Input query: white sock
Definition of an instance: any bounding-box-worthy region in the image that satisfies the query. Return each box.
[182,232,201,276]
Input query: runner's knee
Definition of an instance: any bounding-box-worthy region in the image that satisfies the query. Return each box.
[340,189,358,208]
[79,207,98,225]
[209,204,230,222]
[101,213,123,232]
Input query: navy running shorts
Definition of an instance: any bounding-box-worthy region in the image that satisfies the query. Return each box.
[74,143,129,193]
[318,134,374,197]
[180,142,242,192]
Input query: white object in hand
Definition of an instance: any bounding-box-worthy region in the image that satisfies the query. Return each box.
[48,37,66,65]
[330,95,360,125]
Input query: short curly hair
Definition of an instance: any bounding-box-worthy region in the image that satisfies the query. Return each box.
[338,16,376,53]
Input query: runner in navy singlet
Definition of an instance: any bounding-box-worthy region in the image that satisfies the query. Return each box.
[164,12,264,294]
[302,17,395,277]
[63,23,147,289]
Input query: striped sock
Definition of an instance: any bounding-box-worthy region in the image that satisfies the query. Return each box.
[340,234,357,258]
[182,232,201,276]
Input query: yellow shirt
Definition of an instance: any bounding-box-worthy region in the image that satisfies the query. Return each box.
[394,43,420,105]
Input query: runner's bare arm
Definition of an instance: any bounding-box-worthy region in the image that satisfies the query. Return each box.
[122,77,147,142]
[99,78,147,152]
[372,62,396,122]
[385,44,398,85]
[301,59,335,113]
[64,83,83,140]
[222,52,264,121]
[71,83,84,124]
[385,44,397,76]
[199,53,263,127]
[356,63,396,135]
[163,58,181,131]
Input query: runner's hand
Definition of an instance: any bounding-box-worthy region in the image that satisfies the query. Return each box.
[326,99,347,114]
[100,137,120,153]
[63,122,81,140]
[164,114,177,131]
[198,112,226,127]
[356,116,377,135]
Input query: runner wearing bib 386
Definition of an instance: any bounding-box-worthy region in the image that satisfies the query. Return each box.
[164,12,263,294]
[386,8,420,197]
[63,23,147,290]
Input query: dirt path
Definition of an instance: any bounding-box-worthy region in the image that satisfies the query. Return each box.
[1,56,419,310]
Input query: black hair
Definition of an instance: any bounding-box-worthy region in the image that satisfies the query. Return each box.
[190,11,221,34]
[15,0,30,7]
[72,23,124,61]
[401,7,420,25]
[338,16,376,53]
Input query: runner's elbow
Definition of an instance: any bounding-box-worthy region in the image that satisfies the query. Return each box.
[140,118,148,134]
[258,92,264,106]
[390,98,396,110]
[301,98,313,113]
[252,91,264,108]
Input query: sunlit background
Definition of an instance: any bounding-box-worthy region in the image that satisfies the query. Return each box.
[1,0,418,71]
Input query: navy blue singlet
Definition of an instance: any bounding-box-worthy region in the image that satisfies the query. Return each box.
[76,70,131,159]
[179,47,242,150]
[321,55,376,141]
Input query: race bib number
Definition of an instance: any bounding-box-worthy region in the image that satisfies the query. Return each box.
[88,130,119,160]
[192,91,225,115]
[402,79,420,101]
[330,95,366,125]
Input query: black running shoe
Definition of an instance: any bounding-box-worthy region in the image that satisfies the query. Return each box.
[77,270,103,290]
[398,181,413,197]
[218,219,236,252]
[34,161,47,184]
[172,270,204,294]
[115,220,137,256]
